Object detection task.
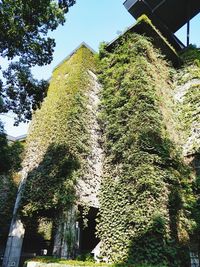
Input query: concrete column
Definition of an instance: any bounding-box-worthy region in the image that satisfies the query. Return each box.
[53,206,77,259]
[60,221,68,259]
[2,218,25,267]
[52,222,62,257]
[3,172,27,267]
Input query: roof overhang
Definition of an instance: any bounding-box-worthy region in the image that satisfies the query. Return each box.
[124,0,200,33]
[7,134,27,142]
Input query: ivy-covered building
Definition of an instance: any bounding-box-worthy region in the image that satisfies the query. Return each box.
[2,2,200,267]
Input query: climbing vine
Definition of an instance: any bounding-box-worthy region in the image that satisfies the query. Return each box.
[6,28,200,265]
[21,46,96,217]
[173,48,200,253]
[174,55,200,155]
[97,33,193,266]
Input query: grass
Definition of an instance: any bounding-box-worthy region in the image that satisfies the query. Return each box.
[26,257,167,267]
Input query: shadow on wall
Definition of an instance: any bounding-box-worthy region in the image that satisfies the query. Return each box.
[122,213,190,267]
[128,131,194,267]
[123,148,192,267]
[122,149,200,267]
[78,206,100,254]
[97,121,193,266]
[20,143,80,258]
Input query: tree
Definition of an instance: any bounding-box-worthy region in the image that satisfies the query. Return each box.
[0,120,24,247]
[0,121,10,173]
[0,121,24,174]
[0,0,76,124]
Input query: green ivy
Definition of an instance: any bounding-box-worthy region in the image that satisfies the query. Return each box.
[10,34,200,266]
[179,45,200,66]
[21,46,96,218]
[97,33,192,267]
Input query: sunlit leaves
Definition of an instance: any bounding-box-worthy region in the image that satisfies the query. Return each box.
[0,0,75,122]
[97,33,191,266]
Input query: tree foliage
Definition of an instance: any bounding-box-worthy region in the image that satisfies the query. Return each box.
[0,0,75,123]
[0,121,24,243]
[2,63,48,123]
[0,121,24,173]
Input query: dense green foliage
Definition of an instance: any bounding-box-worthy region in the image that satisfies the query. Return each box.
[0,121,12,173]
[2,63,48,123]
[0,122,24,173]
[0,121,24,244]
[2,21,199,265]
[0,0,75,123]
[179,45,200,66]
[97,33,193,266]
[173,50,200,252]
[0,174,17,242]
[21,46,96,218]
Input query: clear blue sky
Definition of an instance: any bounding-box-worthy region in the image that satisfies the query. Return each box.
[1,0,200,136]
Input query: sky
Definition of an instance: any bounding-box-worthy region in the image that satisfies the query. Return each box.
[1,0,200,137]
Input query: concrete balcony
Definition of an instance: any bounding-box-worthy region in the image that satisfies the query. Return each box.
[123,0,200,33]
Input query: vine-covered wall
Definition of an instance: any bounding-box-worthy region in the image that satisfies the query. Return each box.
[174,56,200,156]
[3,27,200,267]
[173,48,200,255]
[21,45,97,217]
[97,33,196,267]
[18,45,101,257]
